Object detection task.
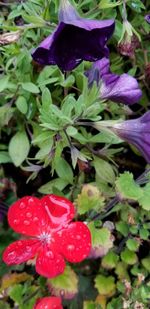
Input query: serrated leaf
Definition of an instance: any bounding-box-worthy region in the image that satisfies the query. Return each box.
[47,265,78,299]
[115,172,143,201]
[121,248,138,265]
[126,238,139,252]
[88,224,114,257]
[101,251,119,269]
[21,82,40,94]
[138,183,150,210]
[76,184,105,215]
[95,275,116,297]
[9,130,30,166]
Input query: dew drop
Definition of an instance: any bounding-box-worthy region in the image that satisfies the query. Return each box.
[23,220,30,226]
[67,244,75,251]
[17,241,22,246]
[19,202,26,209]
[76,235,81,240]
[46,251,54,259]
[33,217,39,222]
[8,251,16,259]
[26,212,32,218]
[26,246,31,252]
[13,219,19,225]
[28,197,34,204]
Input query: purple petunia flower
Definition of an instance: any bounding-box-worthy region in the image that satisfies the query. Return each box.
[145,14,150,24]
[86,57,142,105]
[110,111,150,162]
[32,0,115,72]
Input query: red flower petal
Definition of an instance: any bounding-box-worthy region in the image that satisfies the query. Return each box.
[41,195,75,228]
[36,247,65,278]
[34,297,63,309]
[59,222,91,263]
[8,196,50,236]
[3,239,40,265]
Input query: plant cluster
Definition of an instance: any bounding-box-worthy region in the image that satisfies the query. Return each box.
[0,0,150,308]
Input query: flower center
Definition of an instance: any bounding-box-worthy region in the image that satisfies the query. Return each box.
[38,232,52,244]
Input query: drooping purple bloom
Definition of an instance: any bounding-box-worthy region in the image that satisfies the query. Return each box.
[32,0,115,72]
[111,111,150,162]
[145,14,150,24]
[86,57,142,105]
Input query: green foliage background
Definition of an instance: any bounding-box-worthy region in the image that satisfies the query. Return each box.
[0,0,150,308]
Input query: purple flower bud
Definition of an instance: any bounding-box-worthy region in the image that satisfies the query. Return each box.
[145,14,150,24]
[111,111,150,162]
[32,0,115,72]
[86,57,142,105]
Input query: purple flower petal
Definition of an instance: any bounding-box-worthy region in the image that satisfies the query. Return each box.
[145,14,150,24]
[112,111,150,162]
[86,58,142,105]
[32,0,115,71]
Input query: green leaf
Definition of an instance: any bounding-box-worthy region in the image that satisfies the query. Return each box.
[99,0,121,9]
[61,75,75,87]
[38,178,68,194]
[101,251,119,269]
[116,222,129,237]
[9,130,30,166]
[115,172,143,201]
[0,75,9,92]
[121,248,138,265]
[15,96,28,114]
[41,87,52,110]
[55,157,73,184]
[76,184,105,215]
[47,265,78,299]
[0,105,14,128]
[95,275,116,296]
[0,151,12,163]
[126,238,139,252]
[93,157,115,184]
[141,257,150,271]
[21,82,40,94]
[88,224,113,256]
[138,183,150,210]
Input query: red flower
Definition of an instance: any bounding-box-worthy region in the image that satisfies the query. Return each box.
[34,296,63,309]
[3,195,91,278]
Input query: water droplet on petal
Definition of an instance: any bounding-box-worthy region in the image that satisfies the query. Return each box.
[46,251,54,259]
[17,241,22,246]
[8,251,16,259]
[67,244,75,251]
[19,202,26,209]
[26,212,32,218]
[33,216,39,222]
[26,246,31,252]
[28,198,34,204]
[13,219,19,225]
[23,220,30,226]
[76,235,81,240]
